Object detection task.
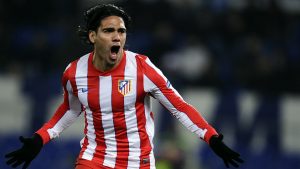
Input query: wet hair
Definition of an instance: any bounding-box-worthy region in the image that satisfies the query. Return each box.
[77,4,132,44]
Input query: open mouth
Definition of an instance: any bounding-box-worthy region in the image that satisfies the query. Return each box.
[111,45,120,54]
[110,45,120,60]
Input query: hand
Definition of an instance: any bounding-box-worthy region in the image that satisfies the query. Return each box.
[209,134,244,168]
[5,134,43,169]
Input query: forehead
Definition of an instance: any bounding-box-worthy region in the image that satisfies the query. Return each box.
[100,16,125,28]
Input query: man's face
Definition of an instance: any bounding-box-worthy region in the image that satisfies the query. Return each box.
[91,15,127,66]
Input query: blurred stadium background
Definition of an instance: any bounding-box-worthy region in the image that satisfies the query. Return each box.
[1,0,300,169]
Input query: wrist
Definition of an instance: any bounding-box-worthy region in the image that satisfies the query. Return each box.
[33,134,43,148]
[35,129,50,145]
[203,128,218,144]
[209,134,223,147]
[209,135,219,146]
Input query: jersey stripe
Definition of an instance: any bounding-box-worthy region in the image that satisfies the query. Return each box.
[111,54,130,168]
[100,76,117,168]
[76,54,97,161]
[143,93,155,168]
[69,57,89,160]
[88,55,107,165]
[68,59,79,97]
[66,59,90,160]
[81,110,97,160]
[124,52,141,169]
[136,55,152,169]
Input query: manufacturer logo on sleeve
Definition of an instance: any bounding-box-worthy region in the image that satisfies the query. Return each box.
[166,80,172,88]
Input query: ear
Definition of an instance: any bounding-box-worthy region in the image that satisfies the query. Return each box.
[89,31,96,43]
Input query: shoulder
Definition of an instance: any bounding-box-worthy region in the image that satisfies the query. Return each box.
[125,50,149,64]
[63,52,90,80]
[125,50,147,60]
[65,53,90,71]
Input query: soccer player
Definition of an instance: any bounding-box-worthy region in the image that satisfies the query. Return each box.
[5,4,243,169]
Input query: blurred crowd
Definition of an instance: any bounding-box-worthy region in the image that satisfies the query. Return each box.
[1,0,300,169]
[1,0,299,93]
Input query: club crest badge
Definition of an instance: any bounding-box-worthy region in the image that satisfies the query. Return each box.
[118,80,132,96]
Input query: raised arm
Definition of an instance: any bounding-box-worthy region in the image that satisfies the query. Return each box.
[138,55,244,167]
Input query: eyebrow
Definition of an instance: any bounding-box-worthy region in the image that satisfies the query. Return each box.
[102,27,127,32]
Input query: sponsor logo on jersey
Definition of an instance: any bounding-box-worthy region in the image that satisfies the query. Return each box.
[118,80,132,96]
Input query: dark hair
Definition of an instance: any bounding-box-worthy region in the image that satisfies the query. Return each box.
[77,4,132,44]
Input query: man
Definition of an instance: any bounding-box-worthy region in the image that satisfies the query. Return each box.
[5,4,243,169]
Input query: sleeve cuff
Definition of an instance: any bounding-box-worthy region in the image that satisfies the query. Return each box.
[35,128,51,145]
[203,127,218,144]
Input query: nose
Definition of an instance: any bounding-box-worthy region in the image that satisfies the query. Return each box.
[112,32,121,42]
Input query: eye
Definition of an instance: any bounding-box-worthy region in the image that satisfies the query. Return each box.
[103,28,114,33]
[118,28,126,33]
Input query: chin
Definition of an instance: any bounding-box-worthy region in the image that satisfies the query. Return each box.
[107,60,117,66]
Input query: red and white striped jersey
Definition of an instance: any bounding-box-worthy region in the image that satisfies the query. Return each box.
[36,50,218,169]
